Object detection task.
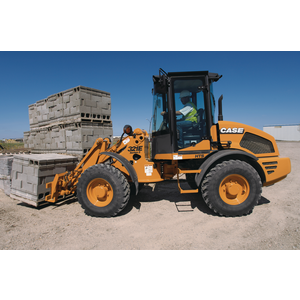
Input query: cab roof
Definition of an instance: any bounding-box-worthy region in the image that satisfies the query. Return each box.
[167,70,222,82]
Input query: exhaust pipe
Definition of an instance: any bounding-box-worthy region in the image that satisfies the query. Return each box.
[218,95,223,121]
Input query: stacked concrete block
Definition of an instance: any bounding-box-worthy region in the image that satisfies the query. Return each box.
[24,123,113,157]
[0,175,11,196]
[10,154,78,206]
[0,155,14,195]
[64,122,114,155]
[24,86,113,158]
[0,155,13,176]
[28,86,112,128]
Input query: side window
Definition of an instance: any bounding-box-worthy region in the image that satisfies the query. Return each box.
[173,78,206,148]
[152,93,169,135]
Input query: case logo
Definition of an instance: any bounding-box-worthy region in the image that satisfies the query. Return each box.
[220,127,244,134]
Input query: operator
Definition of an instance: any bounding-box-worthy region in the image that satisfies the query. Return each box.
[176,90,197,121]
[160,90,197,121]
[176,90,197,147]
[160,90,198,147]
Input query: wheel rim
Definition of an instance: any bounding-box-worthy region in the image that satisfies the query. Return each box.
[86,178,113,207]
[219,174,250,205]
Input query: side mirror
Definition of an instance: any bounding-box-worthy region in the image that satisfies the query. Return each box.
[153,74,168,95]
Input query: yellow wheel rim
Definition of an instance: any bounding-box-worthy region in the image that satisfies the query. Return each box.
[219,174,250,205]
[86,178,113,207]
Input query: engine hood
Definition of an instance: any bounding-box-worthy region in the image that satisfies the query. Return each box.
[212,121,279,157]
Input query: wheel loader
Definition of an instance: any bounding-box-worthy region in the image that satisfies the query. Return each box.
[45,68,291,217]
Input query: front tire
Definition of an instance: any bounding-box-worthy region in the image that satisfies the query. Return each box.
[77,164,130,217]
[201,160,262,216]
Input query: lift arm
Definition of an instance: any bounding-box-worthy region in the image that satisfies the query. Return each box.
[45,137,114,203]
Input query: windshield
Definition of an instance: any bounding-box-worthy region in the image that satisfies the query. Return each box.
[210,82,215,123]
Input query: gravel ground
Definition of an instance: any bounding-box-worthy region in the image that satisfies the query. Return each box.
[0,141,299,250]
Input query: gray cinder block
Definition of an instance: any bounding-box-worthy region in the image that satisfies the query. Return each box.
[0,175,11,196]
[24,86,113,159]
[0,155,14,196]
[0,155,14,176]
[29,86,112,129]
[10,153,78,205]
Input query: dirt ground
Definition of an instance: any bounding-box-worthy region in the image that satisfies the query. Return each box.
[0,141,299,250]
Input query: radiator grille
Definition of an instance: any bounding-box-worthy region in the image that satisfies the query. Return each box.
[240,132,275,154]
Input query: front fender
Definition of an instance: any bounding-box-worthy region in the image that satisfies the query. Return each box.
[100,152,139,195]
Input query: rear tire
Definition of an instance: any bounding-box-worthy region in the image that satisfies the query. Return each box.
[77,164,130,217]
[201,160,261,216]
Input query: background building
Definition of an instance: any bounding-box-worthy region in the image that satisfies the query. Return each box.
[263,124,300,141]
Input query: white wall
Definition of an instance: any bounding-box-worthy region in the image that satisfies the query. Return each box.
[263,124,300,141]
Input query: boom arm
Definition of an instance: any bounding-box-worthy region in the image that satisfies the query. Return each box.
[45,137,116,203]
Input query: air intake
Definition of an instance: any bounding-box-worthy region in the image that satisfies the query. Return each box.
[240,132,275,154]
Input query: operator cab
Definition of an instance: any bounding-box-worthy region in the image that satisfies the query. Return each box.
[152,69,221,159]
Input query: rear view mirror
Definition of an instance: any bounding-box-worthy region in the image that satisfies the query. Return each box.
[153,74,168,95]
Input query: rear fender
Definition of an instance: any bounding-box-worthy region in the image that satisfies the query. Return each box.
[195,150,259,187]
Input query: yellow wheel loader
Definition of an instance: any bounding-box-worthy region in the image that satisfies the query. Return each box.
[45,69,291,217]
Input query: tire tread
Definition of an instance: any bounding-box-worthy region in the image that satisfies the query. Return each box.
[77,164,130,217]
[201,160,262,217]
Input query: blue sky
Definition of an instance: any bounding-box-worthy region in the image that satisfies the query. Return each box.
[0,51,299,139]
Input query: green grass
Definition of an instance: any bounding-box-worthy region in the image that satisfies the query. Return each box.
[0,142,24,150]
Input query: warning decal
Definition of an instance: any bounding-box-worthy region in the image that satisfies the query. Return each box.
[123,138,130,145]
[145,165,153,176]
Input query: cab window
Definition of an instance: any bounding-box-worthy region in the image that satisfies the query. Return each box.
[152,92,169,135]
[173,78,206,148]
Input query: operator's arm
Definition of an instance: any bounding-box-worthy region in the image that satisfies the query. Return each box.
[162,106,193,116]
[178,106,193,116]
[162,111,184,115]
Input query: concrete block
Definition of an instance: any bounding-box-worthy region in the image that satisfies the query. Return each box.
[25,85,113,157]
[65,130,73,137]
[22,165,36,176]
[66,141,73,149]
[104,127,113,136]
[16,172,28,182]
[28,86,111,129]
[44,138,52,144]
[63,94,71,103]
[67,97,81,107]
[10,188,44,203]
[84,99,97,108]
[55,110,63,118]
[0,155,14,176]
[36,99,47,112]
[48,112,55,119]
[0,175,11,196]
[11,174,21,189]
[10,154,78,204]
